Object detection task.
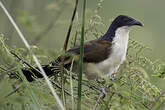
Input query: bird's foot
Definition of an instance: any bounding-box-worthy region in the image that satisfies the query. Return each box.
[101,83,113,98]
[101,87,107,99]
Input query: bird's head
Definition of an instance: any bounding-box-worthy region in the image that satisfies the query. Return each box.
[112,15,144,28]
[100,15,144,41]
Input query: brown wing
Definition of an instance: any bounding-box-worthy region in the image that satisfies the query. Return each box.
[67,40,112,63]
[50,40,112,73]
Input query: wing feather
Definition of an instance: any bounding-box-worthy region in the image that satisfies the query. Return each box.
[67,40,112,63]
[50,40,112,70]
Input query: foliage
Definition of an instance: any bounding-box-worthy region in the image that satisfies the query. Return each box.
[0,0,165,110]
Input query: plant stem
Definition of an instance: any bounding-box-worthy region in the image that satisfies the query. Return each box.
[77,0,86,110]
[63,0,79,51]
[60,54,66,107]
[0,1,65,110]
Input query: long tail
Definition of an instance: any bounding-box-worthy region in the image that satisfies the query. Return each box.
[21,55,74,82]
[22,65,53,82]
[22,57,62,82]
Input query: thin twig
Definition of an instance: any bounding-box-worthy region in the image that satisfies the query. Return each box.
[60,55,66,107]
[66,74,101,92]
[0,2,65,110]
[60,0,79,107]
[73,12,79,47]
[0,66,17,76]
[51,80,77,99]
[63,0,78,51]
[92,84,113,110]
[142,103,149,109]
[92,92,104,110]
[10,51,42,75]
[4,85,21,98]
[69,59,75,110]
[148,90,165,110]
[0,66,6,71]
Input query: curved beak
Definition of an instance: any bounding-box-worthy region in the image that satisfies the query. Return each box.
[130,20,144,27]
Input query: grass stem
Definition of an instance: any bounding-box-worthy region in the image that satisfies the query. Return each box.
[0,1,65,110]
[77,0,86,110]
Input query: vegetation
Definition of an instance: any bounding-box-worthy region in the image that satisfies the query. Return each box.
[0,0,165,110]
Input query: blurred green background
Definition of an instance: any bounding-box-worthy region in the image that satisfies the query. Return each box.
[0,0,164,87]
[0,0,164,59]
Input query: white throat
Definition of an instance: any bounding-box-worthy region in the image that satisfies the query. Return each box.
[98,26,130,76]
[113,26,130,46]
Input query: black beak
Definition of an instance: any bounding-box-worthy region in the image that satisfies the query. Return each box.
[130,20,144,27]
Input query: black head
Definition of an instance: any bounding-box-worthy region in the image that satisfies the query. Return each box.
[111,15,144,28]
[99,15,144,41]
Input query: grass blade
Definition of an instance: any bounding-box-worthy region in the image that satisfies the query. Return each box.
[61,0,79,107]
[0,1,65,110]
[77,0,86,110]
[63,0,79,51]
[69,59,75,110]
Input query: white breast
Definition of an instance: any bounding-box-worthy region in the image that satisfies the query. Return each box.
[85,26,130,78]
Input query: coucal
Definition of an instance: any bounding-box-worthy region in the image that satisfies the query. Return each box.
[22,15,144,82]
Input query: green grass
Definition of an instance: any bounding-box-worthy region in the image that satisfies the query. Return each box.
[77,0,86,110]
[0,0,165,110]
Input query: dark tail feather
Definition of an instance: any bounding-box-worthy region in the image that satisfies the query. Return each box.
[21,57,66,82]
[22,65,59,82]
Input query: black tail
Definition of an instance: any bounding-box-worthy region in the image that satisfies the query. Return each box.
[22,57,62,82]
[22,65,56,82]
[22,56,71,82]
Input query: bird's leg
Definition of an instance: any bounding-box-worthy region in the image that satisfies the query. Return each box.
[109,73,117,81]
[100,73,117,98]
[101,83,113,99]
[101,87,107,98]
[94,76,108,98]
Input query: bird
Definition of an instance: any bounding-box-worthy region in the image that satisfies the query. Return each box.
[22,15,144,82]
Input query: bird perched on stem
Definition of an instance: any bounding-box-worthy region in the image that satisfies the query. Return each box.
[22,15,144,82]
